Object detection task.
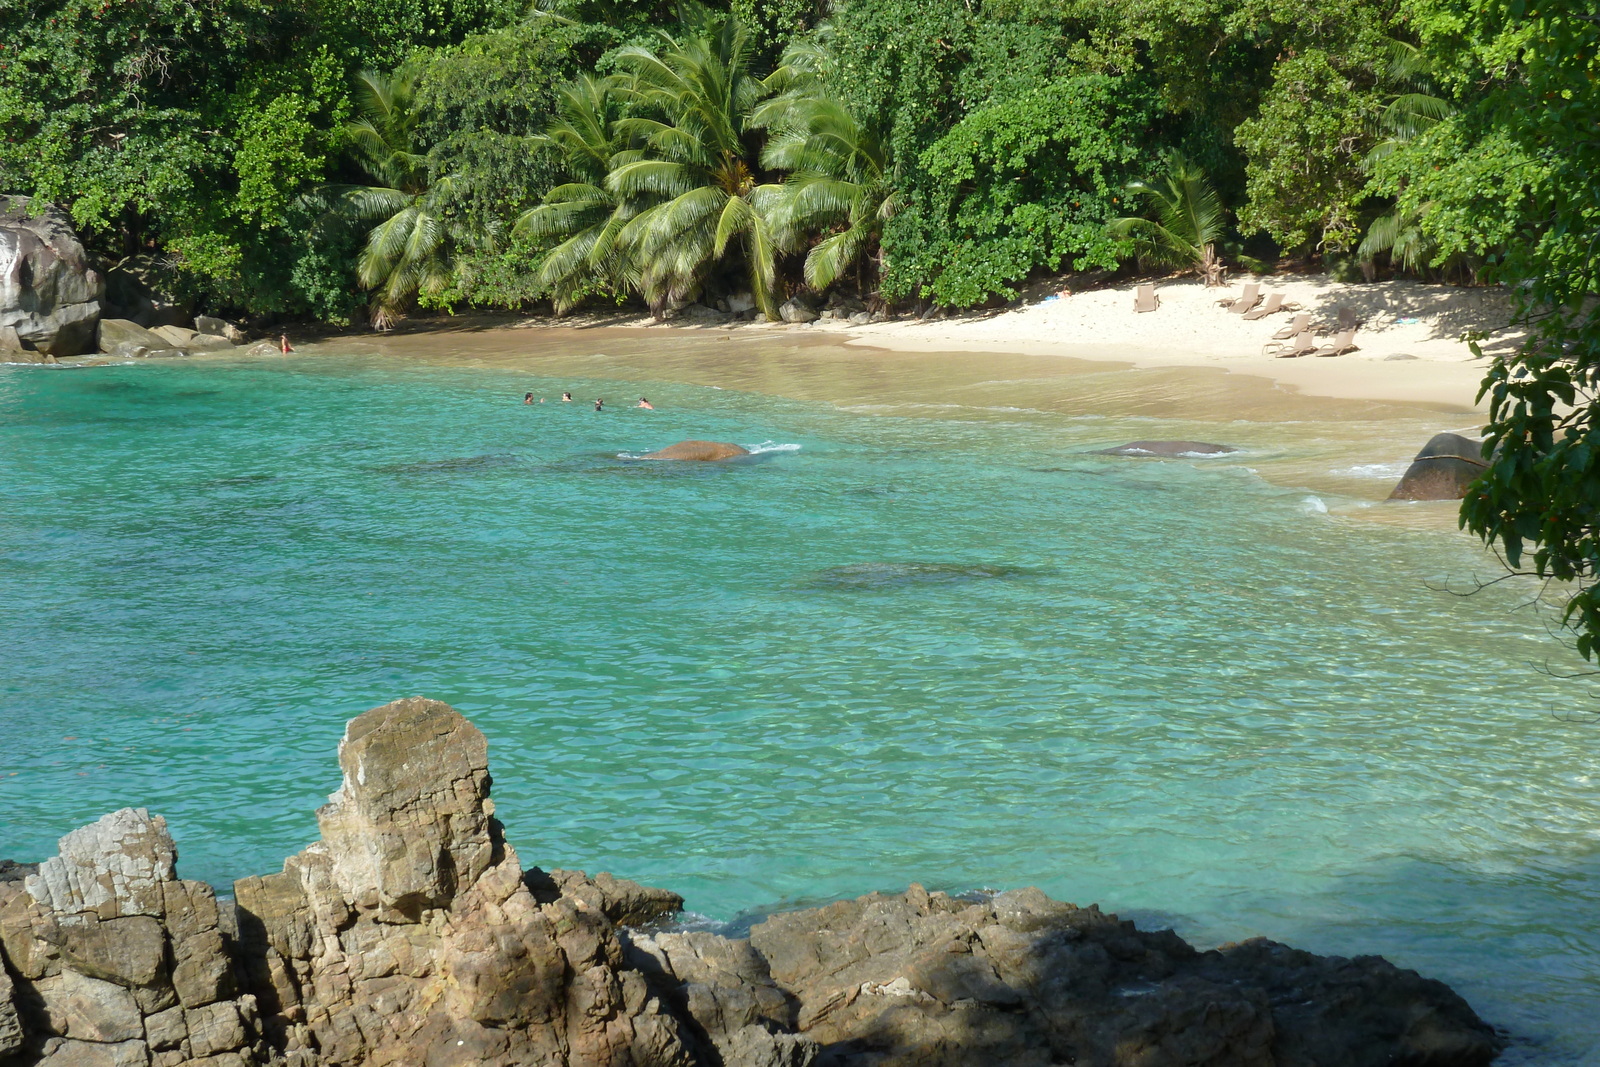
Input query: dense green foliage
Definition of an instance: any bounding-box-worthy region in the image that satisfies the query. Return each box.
[0,0,1588,329]
[1452,2,1600,662]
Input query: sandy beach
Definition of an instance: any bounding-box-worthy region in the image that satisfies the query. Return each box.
[491,274,1515,414]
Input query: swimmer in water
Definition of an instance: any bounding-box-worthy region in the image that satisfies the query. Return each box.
[562,392,573,402]
[594,398,604,411]
[637,397,654,409]
[524,392,534,404]
[279,334,294,354]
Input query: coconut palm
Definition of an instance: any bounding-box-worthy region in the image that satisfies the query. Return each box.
[514,76,637,313]
[1358,39,1457,277]
[317,70,455,329]
[1106,152,1227,286]
[754,33,896,291]
[605,17,782,318]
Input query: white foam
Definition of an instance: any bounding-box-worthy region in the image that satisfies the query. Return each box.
[1333,462,1409,478]
[1301,495,1329,514]
[744,441,802,455]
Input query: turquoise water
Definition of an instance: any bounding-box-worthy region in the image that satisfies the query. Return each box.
[3,348,1598,1063]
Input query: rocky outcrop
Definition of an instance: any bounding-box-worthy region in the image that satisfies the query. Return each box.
[642,441,751,462]
[779,299,818,325]
[0,808,265,1066]
[1095,441,1238,457]
[0,699,1502,1067]
[1388,433,1488,501]
[0,198,103,358]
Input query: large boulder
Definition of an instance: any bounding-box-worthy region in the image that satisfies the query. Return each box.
[0,197,103,357]
[1388,433,1488,501]
[96,318,172,355]
[779,298,818,324]
[642,440,751,462]
[743,884,1498,1067]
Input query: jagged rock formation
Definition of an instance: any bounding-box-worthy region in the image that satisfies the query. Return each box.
[0,197,104,358]
[1388,433,1488,501]
[0,698,1502,1067]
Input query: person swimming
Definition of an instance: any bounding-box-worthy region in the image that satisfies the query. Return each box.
[637,397,654,409]
[594,398,604,411]
[562,392,573,402]
[524,392,534,404]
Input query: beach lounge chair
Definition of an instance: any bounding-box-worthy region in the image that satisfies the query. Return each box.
[1227,282,1262,315]
[1135,283,1159,313]
[1263,330,1315,358]
[1242,292,1285,320]
[1313,329,1359,357]
[1271,312,1310,340]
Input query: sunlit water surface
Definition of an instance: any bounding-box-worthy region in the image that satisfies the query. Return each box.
[2,339,1596,1063]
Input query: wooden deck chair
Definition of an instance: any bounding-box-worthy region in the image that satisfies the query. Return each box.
[1228,282,1262,315]
[1135,283,1159,313]
[1314,328,1359,357]
[1272,312,1310,340]
[1264,330,1315,358]
[1242,292,1285,320]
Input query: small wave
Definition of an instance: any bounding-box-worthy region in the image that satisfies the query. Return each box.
[1333,462,1409,478]
[744,441,801,455]
[1301,495,1329,514]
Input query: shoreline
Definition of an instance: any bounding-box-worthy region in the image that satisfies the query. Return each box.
[462,272,1508,414]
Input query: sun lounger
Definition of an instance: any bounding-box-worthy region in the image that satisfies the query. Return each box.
[1135,283,1159,313]
[1313,328,1359,357]
[1271,312,1310,340]
[1264,330,1315,358]
[1228,282,1262,315]
[1242,292,1284,320]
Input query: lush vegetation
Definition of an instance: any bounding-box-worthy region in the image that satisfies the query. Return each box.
[0,0,1590,328]
[4,0,1597,659]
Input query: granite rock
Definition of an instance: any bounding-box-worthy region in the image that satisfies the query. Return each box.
[0,197,103,357]
[1388,433,1488,501]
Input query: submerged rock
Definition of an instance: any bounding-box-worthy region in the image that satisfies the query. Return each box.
[1388,432,1488,501]
[642,440,751,461]
[1095,440,1239,457]
[0,699,1502,1067]
[805,562,1036,589]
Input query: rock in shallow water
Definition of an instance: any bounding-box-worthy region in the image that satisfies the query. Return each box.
[0,197,103,358]
[0,698,1502,1066]
[1388,432,1488,501]
[642,440,751,461]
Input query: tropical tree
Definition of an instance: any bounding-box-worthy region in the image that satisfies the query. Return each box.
[1107,151,1228,286]
[755,33,896,291]
[318,70,457,328]
[514,75,636,312]
[605,16,782,318]
[1356,39,1457,277]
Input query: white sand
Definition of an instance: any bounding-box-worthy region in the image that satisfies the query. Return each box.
[824,275,1517,412]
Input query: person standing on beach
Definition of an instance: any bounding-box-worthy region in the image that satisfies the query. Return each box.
[637,397,654,409]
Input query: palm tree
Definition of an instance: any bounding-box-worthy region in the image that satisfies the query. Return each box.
[1106,152,1227,286]
[754,32,896,292]
[514,76,637,313]
[1358,39,1457,277]
[318,70,455,329]
[605,17,782,318]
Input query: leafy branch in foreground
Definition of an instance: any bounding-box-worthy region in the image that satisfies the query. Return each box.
[1459,6,1600,662]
